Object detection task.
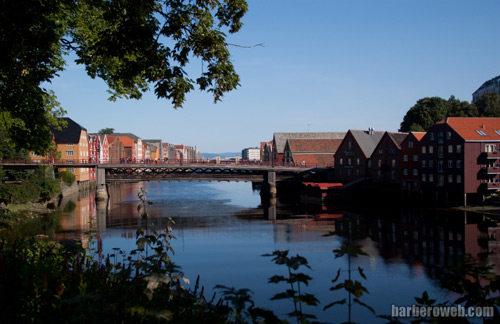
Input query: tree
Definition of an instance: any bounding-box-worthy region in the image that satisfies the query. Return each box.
[98,128,115,135]
[399,97,451,132]
[475,92,500,117]
[400,96,481,132]
[0,0,248,154]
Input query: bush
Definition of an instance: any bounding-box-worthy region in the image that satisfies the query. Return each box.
[0,165,60,203]
[58,169,75,186]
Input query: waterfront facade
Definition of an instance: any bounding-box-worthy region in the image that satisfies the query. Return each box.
[370,132,408,184]
[420,117,500,199]
[401,132,426,192]
[282,138,341,166]
[334,129,385,182]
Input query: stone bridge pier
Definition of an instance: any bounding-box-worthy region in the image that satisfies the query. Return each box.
[95,167,108,201]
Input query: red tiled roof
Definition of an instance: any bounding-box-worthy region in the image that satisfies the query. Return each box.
[287,138,342,152]
[291,153,334,166]
[412,132,426,141]
[116,136,135,147]
[442,117,500,141]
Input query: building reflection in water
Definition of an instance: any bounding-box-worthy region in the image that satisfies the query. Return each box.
[54,182,500,277]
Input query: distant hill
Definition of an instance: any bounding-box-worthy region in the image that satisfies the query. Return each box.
[202,152,240,159]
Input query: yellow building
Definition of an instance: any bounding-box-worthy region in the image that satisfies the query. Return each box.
[53,117,90,183]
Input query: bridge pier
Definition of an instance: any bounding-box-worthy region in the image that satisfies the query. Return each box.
[264,171,277,199]
[96,167,108,201]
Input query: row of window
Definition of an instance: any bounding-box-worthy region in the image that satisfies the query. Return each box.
[422,160,462,169]
[421,145,462,154]
[421,174,462,184]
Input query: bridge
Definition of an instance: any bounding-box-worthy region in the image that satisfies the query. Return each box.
[1,159,328,199]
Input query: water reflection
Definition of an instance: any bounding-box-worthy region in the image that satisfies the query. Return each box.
[51,181,500,323]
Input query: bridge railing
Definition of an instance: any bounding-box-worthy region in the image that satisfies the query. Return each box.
[0,158,335,169]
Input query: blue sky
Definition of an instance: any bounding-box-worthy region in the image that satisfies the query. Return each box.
[48,0,500,153]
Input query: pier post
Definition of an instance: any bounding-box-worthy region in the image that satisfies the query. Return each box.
[264,171,277,199]
[96,167,108,201]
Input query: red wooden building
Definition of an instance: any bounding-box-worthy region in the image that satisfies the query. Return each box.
[419,117,500,204]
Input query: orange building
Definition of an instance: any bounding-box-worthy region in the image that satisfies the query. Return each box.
[52,117,90,183]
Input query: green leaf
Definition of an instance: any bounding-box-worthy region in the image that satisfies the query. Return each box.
[323,299,346,310]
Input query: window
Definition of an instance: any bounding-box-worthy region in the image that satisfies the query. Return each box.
[429,160,434,168]
[367,160,371,168]
[486,144,495,152]
[356,158,360,166]
[446,132,451,140]
[408,141,413,148]
[438,175,444,186]
[448,175,453,183]
[67,143,74,146]
[430,133,435,141]
[348,158,352,165]
[422,146,426,154]
[422,174,427,182]
[378,149,383,154]
[413,154,418,162]
[422,160,426,168]
[391,171,395,180]
[476,130,488,136]
[429,174,434,182]
[403,168,408,176]
[66,150,74,157]
[495,130,500,136]
[456,160,462,168]
[429,146,434,154]
[392,159,396,168]
[390,149,396,154]
[438,132,444,144]
[448,145,453,153]
[438,161,444,173]
[403,155,408,162]
[456,175,462,183]
[438,146,444,158]
[339,158,343,165]
[413,169,418,176]
[456,145,462,153]
[448,160,453,168]
[378,160,382,167]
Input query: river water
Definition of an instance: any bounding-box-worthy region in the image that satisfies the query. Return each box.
[53,181,500,323]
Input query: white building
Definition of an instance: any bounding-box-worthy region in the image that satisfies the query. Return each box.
[242,147,260,161]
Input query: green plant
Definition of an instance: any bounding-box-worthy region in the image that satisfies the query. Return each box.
[263,250,320,324]
[324,216,374,324]
[58,169,75,186]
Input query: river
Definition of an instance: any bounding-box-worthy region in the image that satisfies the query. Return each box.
[53,181,500,323]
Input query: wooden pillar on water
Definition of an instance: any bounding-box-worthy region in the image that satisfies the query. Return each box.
[95,167,108,201]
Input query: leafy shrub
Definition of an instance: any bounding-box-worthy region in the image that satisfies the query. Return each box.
[58,169,75,186]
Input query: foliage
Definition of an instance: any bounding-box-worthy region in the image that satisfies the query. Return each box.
[475,92,500,117]
[399,96,477,132]
[58,169,75,186]
[263,250,320,323]
[0,0,248,154]
[0,165,60,204]
[323,216,374,324]
[98,127,115,134]
[400,93,500,132]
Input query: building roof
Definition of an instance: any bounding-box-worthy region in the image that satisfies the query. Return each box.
[287,138,342,153]
[52,117,86,144]
[411,132,426,141]
[474,75,500,93]
[112,133,141,142]
[386,132,409,149]
[273,132,346,154]
[291,153,335,166]
[115,135,135,147]
[438,117,500,141]
[349,129,385,158]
